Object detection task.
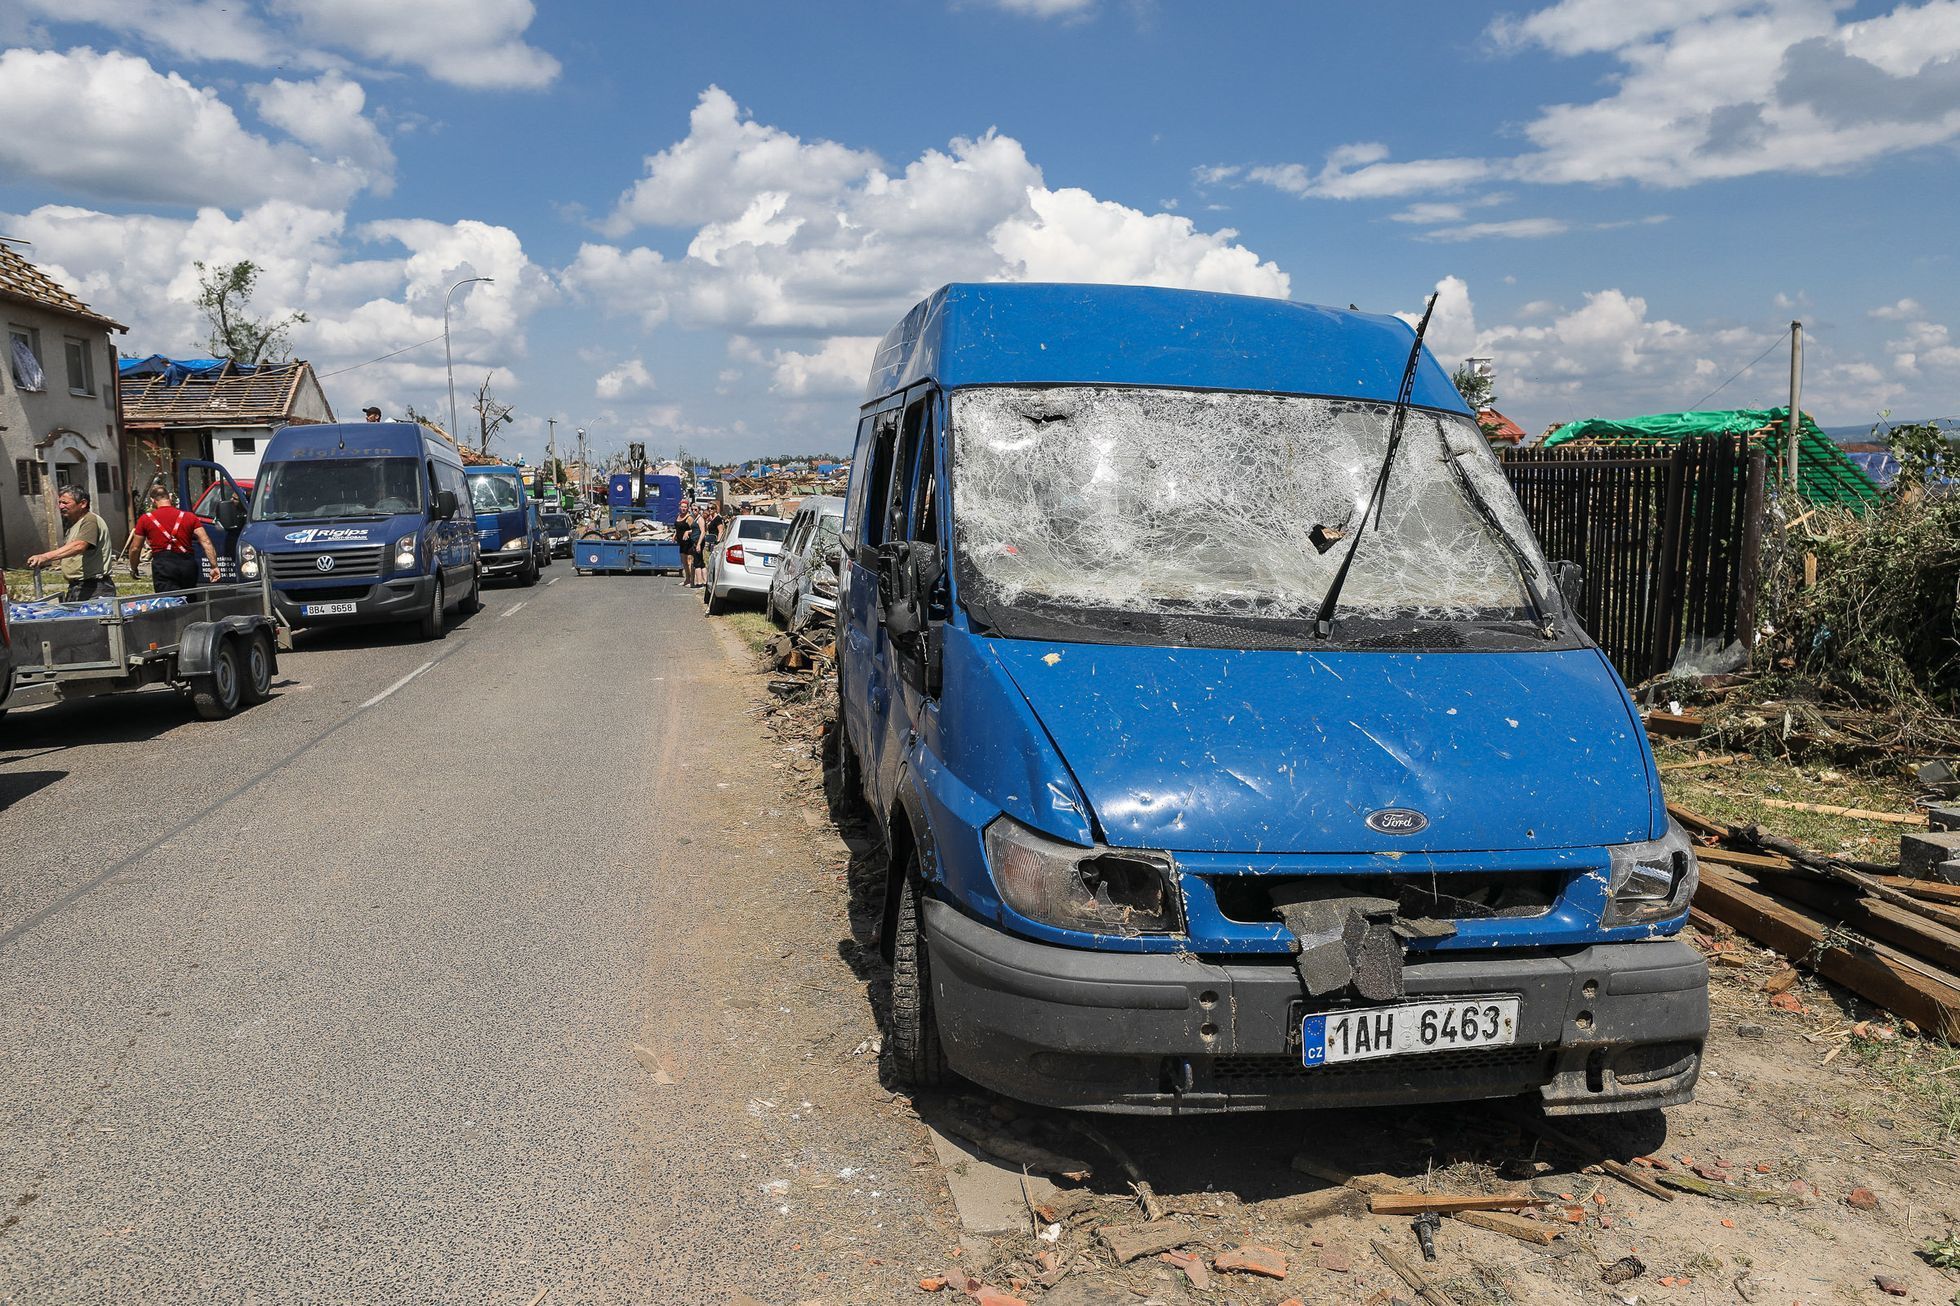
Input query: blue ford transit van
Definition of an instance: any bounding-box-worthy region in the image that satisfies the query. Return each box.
[237,423,481,639]
[467,463,541,586]
[836,283,1706,1115]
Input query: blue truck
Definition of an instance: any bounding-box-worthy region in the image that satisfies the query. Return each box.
[835,283,1706,1115]
[234,423,481,639]
[576,472,684,574]
[467,463,545,586]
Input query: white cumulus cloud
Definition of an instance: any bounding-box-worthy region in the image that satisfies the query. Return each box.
[0,47,385,207]
[595,359,656,400]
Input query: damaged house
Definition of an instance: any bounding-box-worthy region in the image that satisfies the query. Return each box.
[0,243,129,567]
[120,355,334,493]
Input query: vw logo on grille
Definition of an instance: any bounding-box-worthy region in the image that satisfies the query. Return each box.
[315,555,337,572]
[1366,808,1428,835]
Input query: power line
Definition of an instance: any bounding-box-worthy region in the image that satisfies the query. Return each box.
[1688,326,1792,410]
[315,334,446,380]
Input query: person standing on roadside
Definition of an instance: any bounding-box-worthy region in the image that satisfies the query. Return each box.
[26,488,116,602]
[126,485,222,592]
[674,512,700,587]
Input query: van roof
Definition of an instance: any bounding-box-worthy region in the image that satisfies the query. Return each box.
[468,464,524,475]
[263,421,460,462]
[863,282,1469,413]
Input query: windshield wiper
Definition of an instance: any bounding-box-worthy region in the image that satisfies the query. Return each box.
[1314,292,1439,639]
[1439,444,1560,640]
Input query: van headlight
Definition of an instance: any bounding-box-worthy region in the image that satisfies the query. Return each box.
[982,815,1182,936]
[1604,820,1698,926]
[502,538,528,551]
[395,535,419,569]
[239,544,260,579]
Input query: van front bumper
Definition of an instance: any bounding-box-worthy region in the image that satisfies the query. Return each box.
[923,899,1706,1115]
[481,549,531,576]
[273,576,433,626]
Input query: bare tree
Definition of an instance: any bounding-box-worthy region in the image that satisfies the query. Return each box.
[472,375,514,454]
[194,260,308,364]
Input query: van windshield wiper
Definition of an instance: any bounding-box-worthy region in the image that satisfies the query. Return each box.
[1314,292,1438,640]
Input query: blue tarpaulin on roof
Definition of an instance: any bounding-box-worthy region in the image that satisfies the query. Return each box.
[117,355,250,386]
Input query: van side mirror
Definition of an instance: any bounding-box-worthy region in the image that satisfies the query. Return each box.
[1552,559,1584,610]
[215,499,246,532]
[435,488,459,519]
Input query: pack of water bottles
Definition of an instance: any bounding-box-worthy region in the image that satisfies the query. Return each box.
[5,593,189,624]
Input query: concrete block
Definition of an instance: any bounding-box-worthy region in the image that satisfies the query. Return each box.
[1927,806,1960,833]
[1902,830,1960,878]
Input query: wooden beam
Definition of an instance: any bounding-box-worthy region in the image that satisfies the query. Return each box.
[1881,876,1960,906]
[1658,754,1747,773]
[1746,869,1960,976]
[1693,864,1960,1039]
[1697,846,1796,874]
[1667,801,1732,840]
[1757,797,1926,826]
[1369,1193,1548,1215]
[1645,711,1704,738]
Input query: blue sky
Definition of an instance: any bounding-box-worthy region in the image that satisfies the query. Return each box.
[2,0,1957,466]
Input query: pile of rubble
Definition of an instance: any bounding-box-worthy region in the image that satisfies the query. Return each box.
[578,517,673,541]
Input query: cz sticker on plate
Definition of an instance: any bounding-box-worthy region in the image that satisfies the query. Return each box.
[1301,996,1520,1067]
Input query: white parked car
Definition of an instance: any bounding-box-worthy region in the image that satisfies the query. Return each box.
[704,514,790,614]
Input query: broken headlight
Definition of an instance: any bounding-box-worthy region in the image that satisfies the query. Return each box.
[982,815,1182,936]
[1604,820,1698,926]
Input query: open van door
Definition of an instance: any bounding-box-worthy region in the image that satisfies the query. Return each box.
[178,459,250,579]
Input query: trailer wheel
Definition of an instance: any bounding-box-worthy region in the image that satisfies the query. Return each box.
[240,631,275,704]
[885,870,946,1089]
[419,575,447,641]
[191,639,244,720]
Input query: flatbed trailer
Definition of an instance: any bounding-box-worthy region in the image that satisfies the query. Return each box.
[570,537,683,575]
[2,576,280,721]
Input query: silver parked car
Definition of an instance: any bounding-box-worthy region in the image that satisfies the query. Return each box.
[704,514,789,614]
[765,496,845,631]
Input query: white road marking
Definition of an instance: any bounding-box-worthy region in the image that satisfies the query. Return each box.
[546,575,559,586]
[359,660,434,709]
[501,601,528,619]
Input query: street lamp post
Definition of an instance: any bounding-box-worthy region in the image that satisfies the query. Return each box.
[444,276,493,443]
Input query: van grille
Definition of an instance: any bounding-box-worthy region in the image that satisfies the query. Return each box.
[1211,1045,1551,1083]
[270,547,384,581]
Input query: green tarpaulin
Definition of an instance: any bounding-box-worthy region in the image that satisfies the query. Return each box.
[1542,407,1881,509]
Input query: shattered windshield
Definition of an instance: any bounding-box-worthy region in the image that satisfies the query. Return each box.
[253,457,422,521]
[948,386,1551,630]
[468,473,523,513]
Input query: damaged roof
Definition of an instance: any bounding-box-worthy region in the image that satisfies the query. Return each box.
[865,283,1471,411]
[0,242,127,332]
[121,359,329,428]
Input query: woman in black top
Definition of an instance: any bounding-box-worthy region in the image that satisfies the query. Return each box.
[675,514,700,586]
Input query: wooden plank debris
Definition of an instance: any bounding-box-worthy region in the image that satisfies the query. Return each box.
[1368,1193,1549,1215]
[1757,797,1926,825]
[1693,863,1960,1039]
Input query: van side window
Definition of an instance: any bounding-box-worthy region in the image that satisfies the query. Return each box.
[855,408,902,554]
[888,396,932,544]
[905,396,940,546]
[841,413,878,548]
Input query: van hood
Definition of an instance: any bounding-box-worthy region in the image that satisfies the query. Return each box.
[989,641,1656,855]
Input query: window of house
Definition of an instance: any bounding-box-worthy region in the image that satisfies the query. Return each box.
[9,326,44,392]
[64,337,95,396]
[233,437,257,454]
[94,462,113,495]
[16,458,43,497]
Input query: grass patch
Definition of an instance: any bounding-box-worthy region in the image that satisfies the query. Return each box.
[1655,738,1919,857]
[1846,1033,1960,1148]
[717,607,778,656]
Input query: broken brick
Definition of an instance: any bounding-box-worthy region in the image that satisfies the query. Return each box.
[972,1289,1026,1306]
[919,1276,948,1293]
[1319,1247,1351,1273]
[1159,1249,1209,1292]
[1214,1244,1288,1280]
[1875,1275,1908,1296]
[1846,1187,1880,1211]
[1768,992,1806,1013]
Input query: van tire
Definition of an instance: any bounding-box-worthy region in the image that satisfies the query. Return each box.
[240,631,275,704]
[886,871,946,1089]
[462,565,483,614]
[518,555,540,587]
[419,575,446,640]
[191,639,244,720]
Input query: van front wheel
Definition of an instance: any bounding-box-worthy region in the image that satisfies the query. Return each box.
[886,870,946,1089]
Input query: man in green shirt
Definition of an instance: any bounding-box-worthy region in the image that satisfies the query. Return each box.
[27,488,117,602]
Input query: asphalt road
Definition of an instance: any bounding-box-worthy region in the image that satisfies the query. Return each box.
[0,571,949,1304]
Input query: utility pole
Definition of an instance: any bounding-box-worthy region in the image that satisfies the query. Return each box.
[547,418,558,503]
[1787,321,1803,487]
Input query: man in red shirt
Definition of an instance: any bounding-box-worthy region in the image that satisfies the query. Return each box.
[126,485,221,591]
